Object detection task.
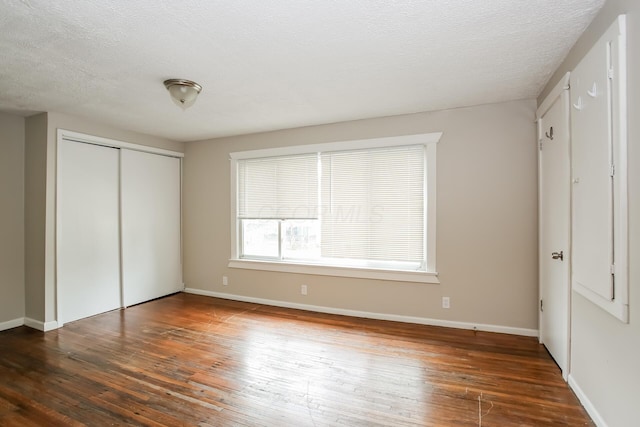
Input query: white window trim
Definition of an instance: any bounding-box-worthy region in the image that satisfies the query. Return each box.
[229,133,441,284]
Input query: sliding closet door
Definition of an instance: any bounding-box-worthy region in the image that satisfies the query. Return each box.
[57,140,121,324]
[121,149,182,306]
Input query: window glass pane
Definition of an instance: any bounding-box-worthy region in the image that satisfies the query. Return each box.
[241,219,279,258]
[282,220,321,260]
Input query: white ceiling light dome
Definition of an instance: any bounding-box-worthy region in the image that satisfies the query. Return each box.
[163,79,202,110]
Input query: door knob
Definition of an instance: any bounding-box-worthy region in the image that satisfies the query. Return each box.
[552,251,564,261]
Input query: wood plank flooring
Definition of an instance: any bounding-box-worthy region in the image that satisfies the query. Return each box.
[0,293,592,426]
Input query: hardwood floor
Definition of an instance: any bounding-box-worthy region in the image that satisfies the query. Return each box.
[0,293,592,426]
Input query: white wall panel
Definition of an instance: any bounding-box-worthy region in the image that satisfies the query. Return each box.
[57,140,121,324]
[121,149,182,306]
[570,36,614,302]
[570,15,628,322]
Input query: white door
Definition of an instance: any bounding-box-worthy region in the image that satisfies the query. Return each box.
[121,149,182,307]
[57,140,122,324]
[538,84,571,378]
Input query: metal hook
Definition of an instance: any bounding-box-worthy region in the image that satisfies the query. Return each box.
[545,126,554,140]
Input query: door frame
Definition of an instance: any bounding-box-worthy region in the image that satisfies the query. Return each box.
[55,129,184,327]
[536,72,571,379]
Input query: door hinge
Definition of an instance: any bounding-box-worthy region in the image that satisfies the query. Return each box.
[539,141,543,151]
[610,264,616,275]
[540,299,544,312]
[610,164,615,177]
[612,275,615,300]
[608,67,614,79]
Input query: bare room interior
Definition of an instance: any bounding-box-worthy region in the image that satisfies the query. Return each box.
[0,1,637,426]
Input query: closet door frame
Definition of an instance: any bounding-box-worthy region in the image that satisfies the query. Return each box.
[55,129,184,327]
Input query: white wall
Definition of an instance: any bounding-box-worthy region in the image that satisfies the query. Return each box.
[183,99,539,333]
[540,1,640,425]
[0,112,25,328]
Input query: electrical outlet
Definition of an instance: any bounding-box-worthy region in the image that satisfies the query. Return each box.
[222,276,228,286]
[301,284,308,295]
[442,296,450,309]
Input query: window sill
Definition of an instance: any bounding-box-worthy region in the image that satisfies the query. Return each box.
[228,259,440,284]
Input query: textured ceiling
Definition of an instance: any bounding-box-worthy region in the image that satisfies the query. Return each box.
[0,0,605,142]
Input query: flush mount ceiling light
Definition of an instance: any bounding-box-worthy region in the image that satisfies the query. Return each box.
[163,79,202,110]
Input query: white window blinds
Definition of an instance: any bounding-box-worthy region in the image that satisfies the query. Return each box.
[236,144,425,267]
[320,145,424,264]
[237,154,319,219]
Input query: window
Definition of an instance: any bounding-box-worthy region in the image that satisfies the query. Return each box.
[230,133,441,283]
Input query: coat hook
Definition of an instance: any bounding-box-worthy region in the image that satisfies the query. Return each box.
[587,82,597,97]
[545,126,554,140]
[573,96,583,111]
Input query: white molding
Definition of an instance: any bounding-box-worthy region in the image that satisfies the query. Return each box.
[572,285,628,322]
[0,318,24,332]
[568,375,607,427]
[183,288,538,337]
[24,317,59,332]
[44,320,59,331]
[58,129,184,158]
[229,132,442,160]
[228,259,439,284]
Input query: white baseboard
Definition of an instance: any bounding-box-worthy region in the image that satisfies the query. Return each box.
[24,317,59,332]
[0,317,25,332]
[568,375,607,427]
[183,288,538,337]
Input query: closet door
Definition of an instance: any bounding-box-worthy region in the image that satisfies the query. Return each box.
[57,140,121,324]
[121,149,182,306]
